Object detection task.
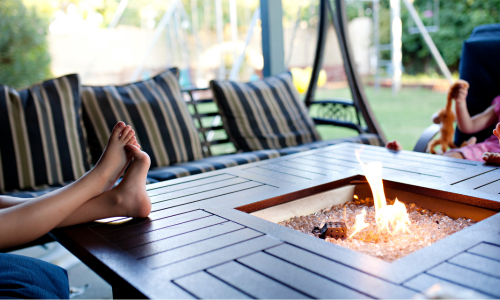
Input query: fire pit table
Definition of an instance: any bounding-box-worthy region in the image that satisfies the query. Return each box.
[51,143,500,299]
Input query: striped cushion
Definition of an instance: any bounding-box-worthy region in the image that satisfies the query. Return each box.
[210,72,322,152]
[0,74,90,193]
[81,68,204,168]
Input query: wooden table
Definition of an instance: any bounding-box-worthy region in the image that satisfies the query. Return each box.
[51,143,500,299]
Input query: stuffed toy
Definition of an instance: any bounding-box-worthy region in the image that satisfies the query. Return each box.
[428,80,470,154]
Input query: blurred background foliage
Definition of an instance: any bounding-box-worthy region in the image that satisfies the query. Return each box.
[1,0,499,88]
[0,0,51,88]
[345,0,500,75]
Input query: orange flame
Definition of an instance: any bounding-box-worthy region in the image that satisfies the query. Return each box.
[349,148,411,237]
[348,208,369,239]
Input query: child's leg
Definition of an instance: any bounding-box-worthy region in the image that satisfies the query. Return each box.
[0,122,136,250]
[443,151,465,159]
[57,145,151,227]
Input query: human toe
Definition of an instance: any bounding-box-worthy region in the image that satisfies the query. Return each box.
[123,129,135,143]
[119,125,132,140]
[111,122,126,139]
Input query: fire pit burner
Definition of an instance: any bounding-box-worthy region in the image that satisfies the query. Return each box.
[279,198,475,262]
[312,221,347,239]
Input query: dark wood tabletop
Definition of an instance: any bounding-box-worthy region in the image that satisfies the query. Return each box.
[51,143,500,299]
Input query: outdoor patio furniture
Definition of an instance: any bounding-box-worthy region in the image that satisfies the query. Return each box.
[51,143,500,299]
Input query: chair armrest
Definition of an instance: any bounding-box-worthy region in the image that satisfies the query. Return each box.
[309,99,356,106]
[413,124,440,152]
[309,99,364,133]
[312,118,364,133]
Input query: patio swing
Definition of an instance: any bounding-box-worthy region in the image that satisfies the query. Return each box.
[189,0,386,158]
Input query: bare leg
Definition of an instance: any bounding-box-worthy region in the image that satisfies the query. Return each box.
[443,151,465,159]
[0,122,136,250]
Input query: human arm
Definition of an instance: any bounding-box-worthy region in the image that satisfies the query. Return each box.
[453,85,498,134]
[456,102,497,134]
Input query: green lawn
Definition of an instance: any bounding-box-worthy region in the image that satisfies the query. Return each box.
[314,86,446,151]
[191,86,446,155]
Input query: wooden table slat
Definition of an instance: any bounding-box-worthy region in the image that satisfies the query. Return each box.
[207,261,310,299]
[475,179,500,194]
[128,221,244,259]
[97,210,211,241]
[174,271,251,299]
[237,251,370,299]
[265,243,416,299]
[147,174,236,196]
[274,160,335,175]
[115,215,228,250]
[288,157,351,171]
[144,228,263,269]
[402,273,492,298]
[467,243,500,261]
[243,167,313,183]
[448,252,500,278]
[426,262,500,297]
[151,181,264,211]
[257,163,327,179]
[450,169,500,189]
[156,235,282,280]
[150,177,249,203]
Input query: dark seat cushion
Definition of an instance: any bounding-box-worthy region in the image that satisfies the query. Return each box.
[147,149,280,182]
[0,74,90,193]
[210,72,322,152]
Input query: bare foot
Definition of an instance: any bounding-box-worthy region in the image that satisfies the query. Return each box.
[483,152,500,165]
[386,140,403,151]
[92,122,136,192]
[113,145,151,218]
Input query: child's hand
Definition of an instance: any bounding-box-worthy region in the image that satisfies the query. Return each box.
[386,140,403,151]
[451,84,468,103]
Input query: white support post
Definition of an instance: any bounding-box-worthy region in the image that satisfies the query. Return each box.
[130,0,179,82]
[215,0,225,80]
[229,0,239,79]
[390,0,402,95]
[402,0,453,83]
[229,8,260,80]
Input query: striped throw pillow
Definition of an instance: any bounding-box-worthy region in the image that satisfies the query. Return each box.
[210,72,322,152]
[81,68,203,168]
[0,74,90,192]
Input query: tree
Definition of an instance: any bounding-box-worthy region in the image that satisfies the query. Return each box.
[0,0,51,88]
[348,0,500,75]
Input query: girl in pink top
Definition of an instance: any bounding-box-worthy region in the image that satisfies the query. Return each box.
[443,83,500,162]
[387,83,500,164]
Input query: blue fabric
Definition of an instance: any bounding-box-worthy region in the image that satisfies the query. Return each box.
[147,149,281,181]
[0,253,69,299]
[455,24,500,145]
